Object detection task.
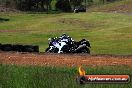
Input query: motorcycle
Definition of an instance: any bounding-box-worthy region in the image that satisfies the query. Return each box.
[60,39,91,53]
[45,38,91,54]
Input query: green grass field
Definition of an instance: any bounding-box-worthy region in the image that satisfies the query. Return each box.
[0,64,132,88]
[0,12,132,54]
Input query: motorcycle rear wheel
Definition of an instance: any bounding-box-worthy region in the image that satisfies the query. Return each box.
[80,47,90,54]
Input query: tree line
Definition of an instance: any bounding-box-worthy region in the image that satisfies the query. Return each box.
[0,0,121,12]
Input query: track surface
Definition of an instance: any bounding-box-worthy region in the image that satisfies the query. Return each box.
[0,52,132,67]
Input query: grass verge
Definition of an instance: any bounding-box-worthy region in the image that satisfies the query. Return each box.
[0,64,132,88]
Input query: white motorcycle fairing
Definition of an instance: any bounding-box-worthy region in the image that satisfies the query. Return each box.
[52,41,67,53]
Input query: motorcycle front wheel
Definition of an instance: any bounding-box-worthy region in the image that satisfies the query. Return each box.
[45,47,50,52]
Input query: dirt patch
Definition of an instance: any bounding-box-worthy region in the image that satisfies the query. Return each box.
[91,2,132,13]
[0,29,34,33]
[0,5,19,12]
[0,52,132,67]
[58,18,98,29]
[109,2,132,13]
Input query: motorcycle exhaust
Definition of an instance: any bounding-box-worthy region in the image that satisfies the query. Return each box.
[75,44,87,52]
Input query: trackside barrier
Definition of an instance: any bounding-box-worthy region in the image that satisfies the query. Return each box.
[1,44,13,51]
[23,45,39,52]
[12,44,24,52]
[0,43,39,53]
[0,43,2,50]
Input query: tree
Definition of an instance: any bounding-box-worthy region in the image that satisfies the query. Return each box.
[70,0,83,9]
[15,0,52,11]
[56,0,72,12]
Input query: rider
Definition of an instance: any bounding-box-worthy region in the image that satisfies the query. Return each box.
[59,33,74,44]
[48,33,74,53]
[58,33,75,53]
